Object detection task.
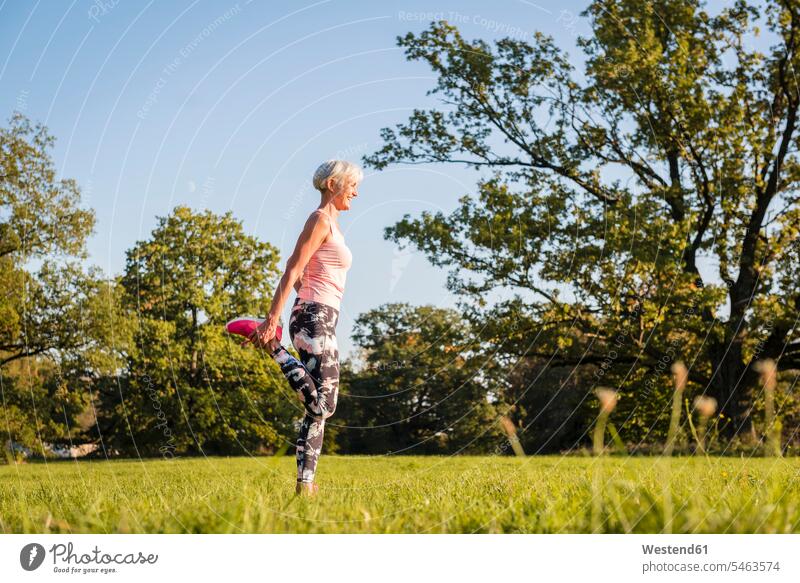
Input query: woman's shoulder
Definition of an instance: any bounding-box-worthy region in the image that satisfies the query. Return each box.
[308,209,332,225]
[303,208,323,219]
[305,209,333,237]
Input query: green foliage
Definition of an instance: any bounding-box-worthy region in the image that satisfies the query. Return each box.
[0,113,97,367]
[364,1,800,438]
[90,206,294,456]
[0,112,95,260]
[493,355,597,454]
[0,113,98,457]
[1,357,90,460]
[338,303,504,454]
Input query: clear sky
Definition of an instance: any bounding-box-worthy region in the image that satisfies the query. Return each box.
[0,0,616,358]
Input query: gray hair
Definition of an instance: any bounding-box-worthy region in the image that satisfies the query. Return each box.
[312,160,363,193]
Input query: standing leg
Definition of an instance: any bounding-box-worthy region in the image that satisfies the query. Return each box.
[295,414,327,484]
[271,348,327,416]
[280,300,339,484]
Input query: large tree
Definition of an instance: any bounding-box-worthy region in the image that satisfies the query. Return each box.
[0,113,98,457]
[92,206,294,456]
[364,1,800,438]
[339,303,503,454]
[0,112,95,367]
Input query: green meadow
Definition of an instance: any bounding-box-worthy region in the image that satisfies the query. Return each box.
[2,456,799,534]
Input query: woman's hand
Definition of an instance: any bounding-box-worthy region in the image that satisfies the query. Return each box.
[249,313,279,349]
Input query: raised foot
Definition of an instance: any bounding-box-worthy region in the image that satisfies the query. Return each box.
[225,317,283,342]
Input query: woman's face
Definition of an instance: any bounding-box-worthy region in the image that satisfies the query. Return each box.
[331,176,359,211]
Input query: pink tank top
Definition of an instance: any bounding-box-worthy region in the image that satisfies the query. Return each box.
[297,209,352,310]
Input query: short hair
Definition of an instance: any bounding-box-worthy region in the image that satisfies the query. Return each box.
[312,160,363,193]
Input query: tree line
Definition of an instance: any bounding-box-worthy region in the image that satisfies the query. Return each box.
[3,0,800,461]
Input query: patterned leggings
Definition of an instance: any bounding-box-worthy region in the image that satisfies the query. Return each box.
[271,297,340,483]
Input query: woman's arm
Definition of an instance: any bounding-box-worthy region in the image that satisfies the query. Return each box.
[250,213,330,346]
[272,213,329,314]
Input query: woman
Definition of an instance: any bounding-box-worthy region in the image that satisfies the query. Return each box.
[250,160,359,496]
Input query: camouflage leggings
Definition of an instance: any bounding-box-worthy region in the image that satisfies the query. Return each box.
[271,298,340,483]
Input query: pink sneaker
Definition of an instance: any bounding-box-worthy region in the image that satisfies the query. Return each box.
[225,317,282,342]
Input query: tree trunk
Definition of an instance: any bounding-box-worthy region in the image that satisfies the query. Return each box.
[708,338,756,439]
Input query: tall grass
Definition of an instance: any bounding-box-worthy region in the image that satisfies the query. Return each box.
[757,359,782,457]
[690,396,718,454]
[2,456,799,533]
[593,388,618,456]
[664,361,688,456]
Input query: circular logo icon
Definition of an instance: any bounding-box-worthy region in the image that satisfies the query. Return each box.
[20,543,46,571]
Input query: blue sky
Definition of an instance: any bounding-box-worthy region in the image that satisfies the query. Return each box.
[0,0,617,357]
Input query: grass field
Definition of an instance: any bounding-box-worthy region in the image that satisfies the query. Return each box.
[2,455,800,533]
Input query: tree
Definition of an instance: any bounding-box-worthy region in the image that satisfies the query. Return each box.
[496,356,598,454]
[364,1,800,438]
[1,355,92,460]
[92,206,294,456]
[338,303,503,454]
[0,113,97,458]
[0,112,95,367]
